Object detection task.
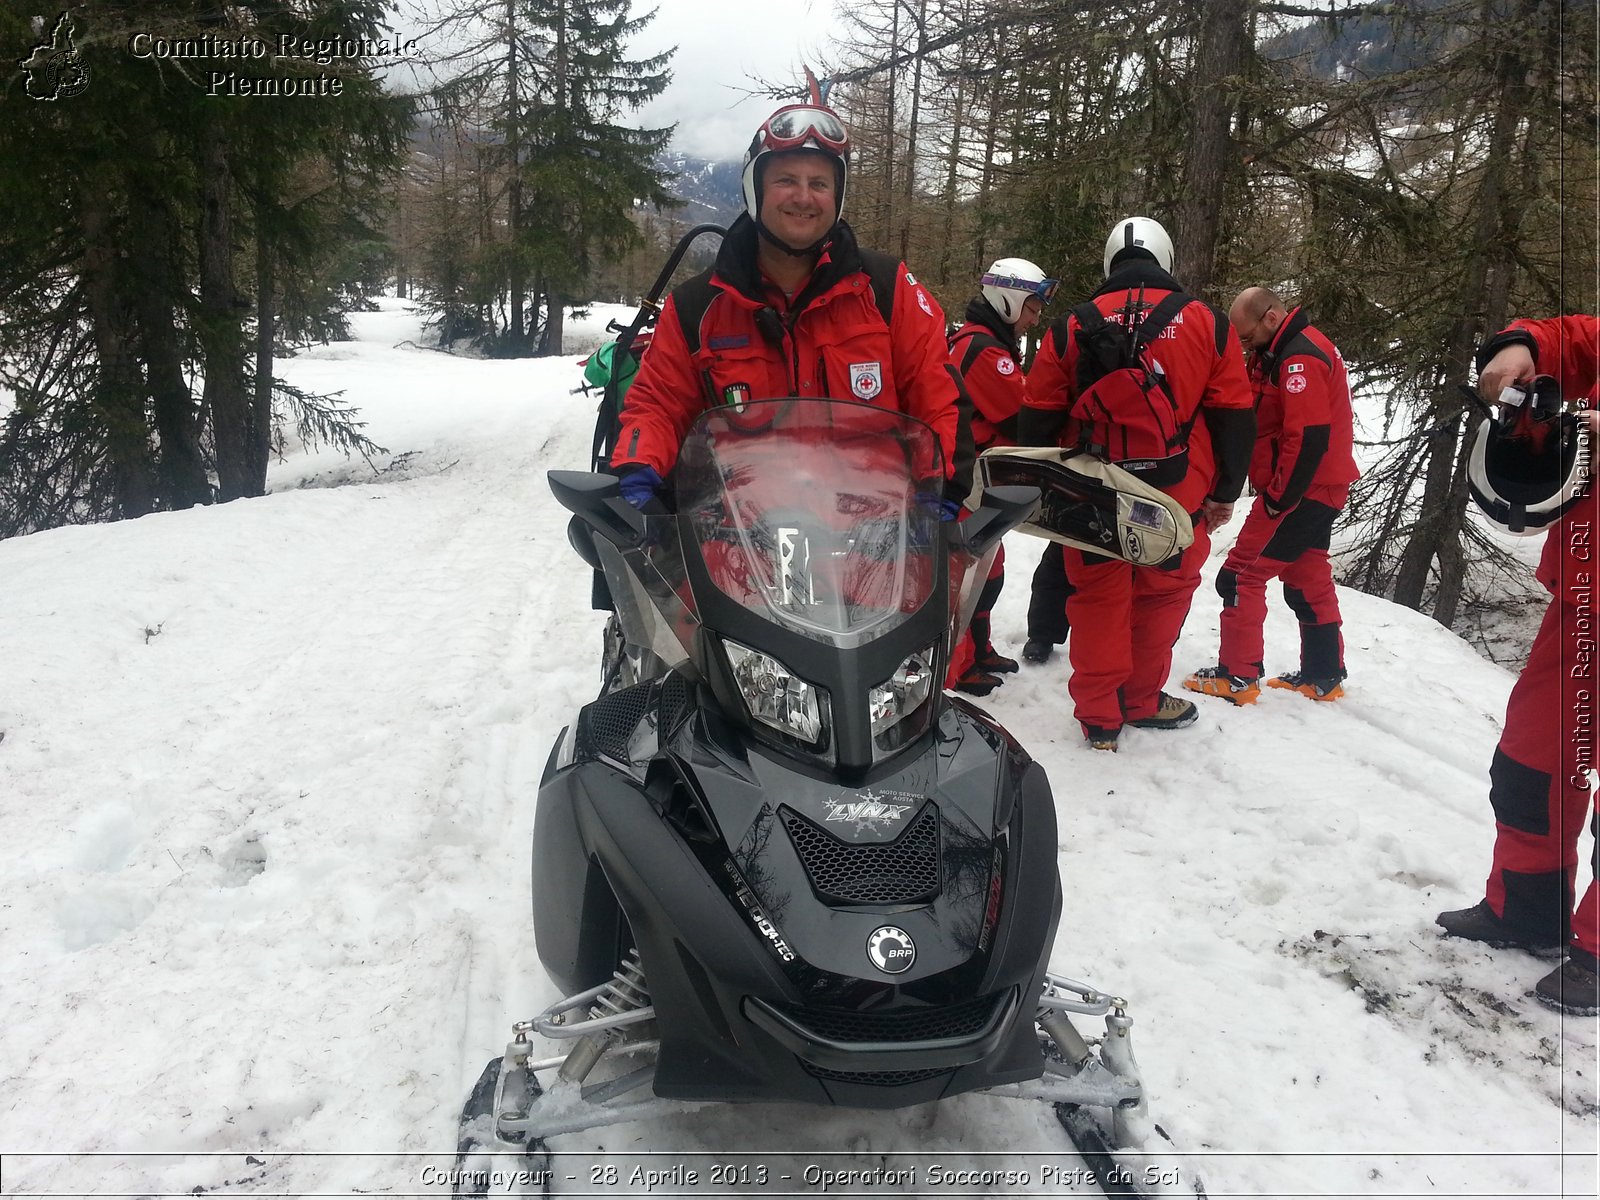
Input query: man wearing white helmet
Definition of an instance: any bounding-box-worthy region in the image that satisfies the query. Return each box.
[1020,217,1255,751]
[610,84,966,508]
[944,257,1059,694]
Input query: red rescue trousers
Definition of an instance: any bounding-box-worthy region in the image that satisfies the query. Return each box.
[1218,497,1345,679]
[1062,520,1213,732]
[1483,594,1600,957]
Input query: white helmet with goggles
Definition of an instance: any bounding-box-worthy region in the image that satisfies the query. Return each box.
[1467,375,1591,535]
[1103,216,1174,276]
[741,101,850,249]
[980,258,1058,323]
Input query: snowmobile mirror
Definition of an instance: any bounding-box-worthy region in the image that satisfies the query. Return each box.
[566,516,602,570]
[548,469,648,549]
[956,485,1041,557]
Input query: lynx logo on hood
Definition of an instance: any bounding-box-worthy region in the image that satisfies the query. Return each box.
[824,797,911,825]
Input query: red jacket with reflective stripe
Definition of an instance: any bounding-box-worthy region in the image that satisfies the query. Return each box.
[948,301,1027,452]
[1248,307,1360,511]
[611,219,961,479]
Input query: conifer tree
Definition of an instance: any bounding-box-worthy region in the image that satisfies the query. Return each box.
[417,0,676,355]
[0,1,409,533]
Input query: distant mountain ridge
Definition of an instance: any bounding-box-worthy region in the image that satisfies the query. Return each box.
[1262,0,1459,82]
[658,153,742,224]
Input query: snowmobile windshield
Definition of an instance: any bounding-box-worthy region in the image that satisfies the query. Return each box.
[674,399,945,646]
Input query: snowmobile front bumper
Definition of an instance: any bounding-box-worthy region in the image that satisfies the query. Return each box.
[462,971,1145,1145]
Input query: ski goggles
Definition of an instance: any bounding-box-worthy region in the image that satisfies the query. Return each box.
[980,271,1060,305]
[755,105,850,155]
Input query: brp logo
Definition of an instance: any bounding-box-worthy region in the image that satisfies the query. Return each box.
[866,926,916,974]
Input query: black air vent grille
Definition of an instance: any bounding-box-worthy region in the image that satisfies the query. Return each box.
[802,1063,950,1086]
[578,686,654,762]
[780,806,939,904]
[775,993,1002,1044]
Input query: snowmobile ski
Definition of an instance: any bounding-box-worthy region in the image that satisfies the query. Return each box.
[453,1040,552,1199]
[1056,1104,1207,1199]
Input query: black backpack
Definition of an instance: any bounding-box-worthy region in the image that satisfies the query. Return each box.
[1066,289,1195,488]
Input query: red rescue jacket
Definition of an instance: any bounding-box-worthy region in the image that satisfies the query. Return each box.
[1021,261,1255,514]
[1248,307,1361,512]
[611,217,963,482]
[948,298,1027,453]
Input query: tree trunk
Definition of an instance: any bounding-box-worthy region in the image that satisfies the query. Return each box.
[541,294,565,356]
[199,111,254,500]
[973,32,1005,273]
[252,228,276,488]
[78,172,156,519]
[883,2,899,248]
[1174,0,1248,295]
[127,181,211,510]
[1392,1,1535,614]
[937,63,968,286]
[505,0,525,352]
[899,0,928,265]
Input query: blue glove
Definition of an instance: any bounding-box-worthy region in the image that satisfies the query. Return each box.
[618,465,665,511]
[917,493,961,522]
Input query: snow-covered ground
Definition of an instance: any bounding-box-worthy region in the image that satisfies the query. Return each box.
[1,299,1595,1199]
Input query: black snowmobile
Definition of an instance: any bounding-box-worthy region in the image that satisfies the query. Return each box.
[455,399,1196,1198]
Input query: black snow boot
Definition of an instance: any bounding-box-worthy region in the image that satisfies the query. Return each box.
[1435,900,1567,956]
[1535,947,1600,1015]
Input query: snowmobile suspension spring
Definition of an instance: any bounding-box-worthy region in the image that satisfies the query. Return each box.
[588,948,650,1020]
[559,949,651,1085]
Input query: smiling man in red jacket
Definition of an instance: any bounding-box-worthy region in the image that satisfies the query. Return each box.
[610,97,965,508]
[1020,217,1255,751]
[1438,314,1600,1016]
[1184,287,1361,706]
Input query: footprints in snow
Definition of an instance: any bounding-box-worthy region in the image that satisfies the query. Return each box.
[51,811,269,950]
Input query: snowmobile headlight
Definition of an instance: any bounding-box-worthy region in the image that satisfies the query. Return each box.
[724,640,828,746]
[869,643,938,741]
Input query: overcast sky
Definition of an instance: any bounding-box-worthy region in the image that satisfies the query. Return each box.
[394,0,845,162]
[632,0,846,160]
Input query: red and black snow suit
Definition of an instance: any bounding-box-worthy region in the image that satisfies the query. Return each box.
[1216,308,1361,679]
[1020,261,1256,735]
[611,216,966,488]
[1473,315,1600,960]
[946,298,1028,683]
